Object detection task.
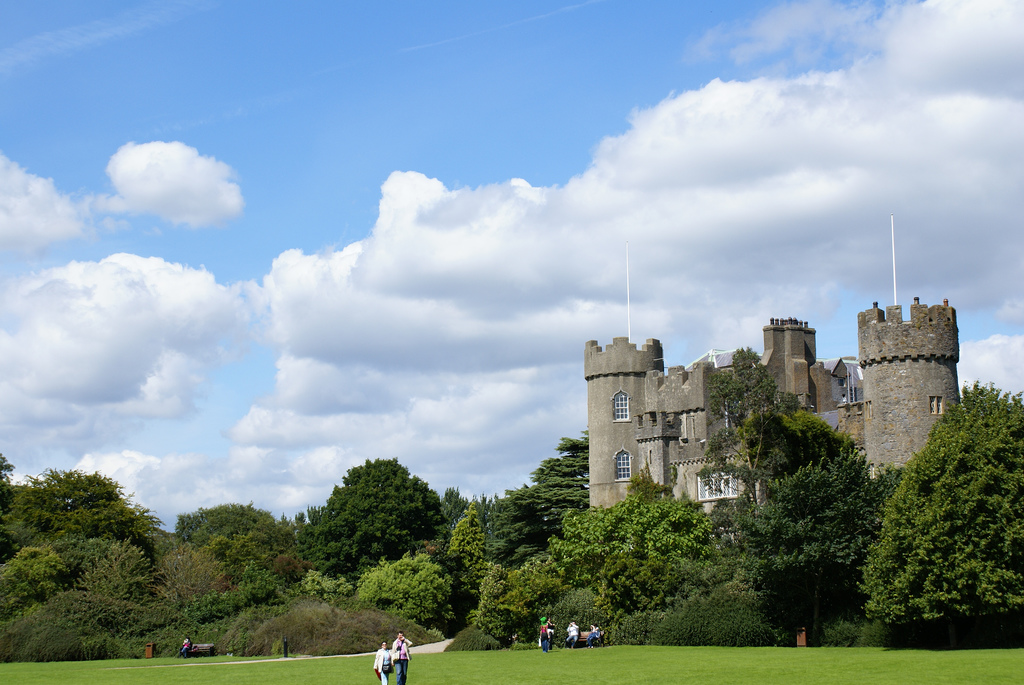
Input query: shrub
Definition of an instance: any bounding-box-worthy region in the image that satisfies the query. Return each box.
[652,587,775,647]
[856,620,892,647]
[820,618,862,647]
[509,640,539,650]
[220,599,435,656]
[608,610,666,646]
[444,625,501,651]
[357,554,452,632]
[542,588,608,637]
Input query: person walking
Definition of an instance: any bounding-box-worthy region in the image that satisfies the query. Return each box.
[392,631,413,685]
[373,641,393,684]
[540,617,550,652]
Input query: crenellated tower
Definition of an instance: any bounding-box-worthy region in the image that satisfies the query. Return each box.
[858,298,959,466]
[584,337,663,507]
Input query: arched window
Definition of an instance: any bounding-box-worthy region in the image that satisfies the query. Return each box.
[613,391,629,421]
[615,451,631,480]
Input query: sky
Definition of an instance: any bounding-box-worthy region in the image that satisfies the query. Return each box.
[1,0,1023,528]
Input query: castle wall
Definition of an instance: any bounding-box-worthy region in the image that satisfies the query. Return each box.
[859,300,959,466]
[762,320,818,410]
[584,337,663,508]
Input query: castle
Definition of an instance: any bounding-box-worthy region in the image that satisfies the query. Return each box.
[584,299,960,508]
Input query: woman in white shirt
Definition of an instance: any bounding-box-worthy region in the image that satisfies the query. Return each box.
[373,641,393,684]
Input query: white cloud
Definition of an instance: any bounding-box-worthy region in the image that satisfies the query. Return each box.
[101,141,244,227]
[960,335,1024,394]
[226,0,1024,508]
[0,151,86,250]
[0,253,248,453]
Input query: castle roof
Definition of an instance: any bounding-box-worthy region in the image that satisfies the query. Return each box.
[687,348,738,370]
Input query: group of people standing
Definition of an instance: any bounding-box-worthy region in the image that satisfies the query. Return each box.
[539,618,601,651]
[373,631,413,685]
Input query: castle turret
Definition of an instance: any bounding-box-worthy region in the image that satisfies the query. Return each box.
[584,337,663,507]
[859,298,959,466]
[762,318,818,409]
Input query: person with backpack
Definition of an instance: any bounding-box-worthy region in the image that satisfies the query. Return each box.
[374,641,393,684]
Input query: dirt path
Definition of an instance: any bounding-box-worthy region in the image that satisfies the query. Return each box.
[107,639,454,669]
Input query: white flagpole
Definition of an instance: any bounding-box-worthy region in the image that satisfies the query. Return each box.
[891,214,898,307]
[626,241,631,341]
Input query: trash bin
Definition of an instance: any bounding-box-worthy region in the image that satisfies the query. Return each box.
[145,642,156,658]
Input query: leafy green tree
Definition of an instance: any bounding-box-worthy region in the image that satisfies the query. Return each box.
[551,494,712,619]
[0,454,15,562]
[293,569,353,602]
[298,459,444,579]
[440,487,470,535]
[475,560,566,645]
[11,470,161,557]
[447,502,490,627]
[357,553,453,631]
[491,433,589,567]
[155,543,223,604]
[77,540,153,603]
[175,503,298,577]
[0,546,69,612]
[741,450,897,643]
[863,383,1024,645]
[703,348,801,503]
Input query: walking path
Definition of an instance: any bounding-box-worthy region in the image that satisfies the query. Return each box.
[107,639,454,669]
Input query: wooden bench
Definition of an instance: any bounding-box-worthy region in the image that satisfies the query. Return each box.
[187,643,216,657]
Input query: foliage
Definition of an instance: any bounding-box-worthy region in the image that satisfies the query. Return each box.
[292,569,353,603]
[541,587,607,636]
[175,503,299,578]
[607,609,666,646]
[77,540,153,603]
[219,599,435,657]
[491,433,589,567]
[627,462,672,501]
[652,585,775,647]
[863,383,1024,636]
[155,543,223,604]
[440,487,470,535]
[820,618,863,647]
[0,453,15,562]
[446,501,490,628]
[741,450,896,642]
[444,625,502,651]
[474,560,566,645]
[704,349,802,503]
[10,470,161,557]
[1,545,70,612]
[551,493,711,619]
[236,563,284,606]
[297,458,444,579]
[356,553,453,631]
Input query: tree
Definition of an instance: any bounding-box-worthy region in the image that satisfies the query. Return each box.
[741,450,897,643]
[551,494,713,619]
[155,543,223,604]
[11,470,161,557]
[446,502,490,627]
[77,540,153,603]
[863,383,1024,645]
[491,433,589,567]
[0,454,15,562]
[175,503,298,577]
[703,348,801,503]
[0,546,69,612]
[357,553,453,631]
[475,560,565,645]
[440,487,470,535]
[297,459,444,579]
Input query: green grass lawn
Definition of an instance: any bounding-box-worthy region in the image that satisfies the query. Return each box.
[1,646,1021,685]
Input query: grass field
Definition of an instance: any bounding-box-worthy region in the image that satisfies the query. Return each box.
[1,646,1021,685]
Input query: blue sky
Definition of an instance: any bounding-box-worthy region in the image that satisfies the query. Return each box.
[2,0,1022,526]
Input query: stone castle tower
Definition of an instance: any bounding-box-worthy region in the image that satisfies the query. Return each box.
[585,299,960,508]
[857,298,960,466]
[583,337,663,508]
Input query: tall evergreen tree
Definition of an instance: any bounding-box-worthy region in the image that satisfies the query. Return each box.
[491,433,589,567]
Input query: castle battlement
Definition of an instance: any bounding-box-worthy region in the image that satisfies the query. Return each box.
[584,337,664,379]
[858,298,959,366]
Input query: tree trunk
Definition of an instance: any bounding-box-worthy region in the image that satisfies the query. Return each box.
[947,619,957,649]
[812,581,821,646]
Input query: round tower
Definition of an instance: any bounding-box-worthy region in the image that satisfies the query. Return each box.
[859,298,959,466]
[584,337,663,507]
